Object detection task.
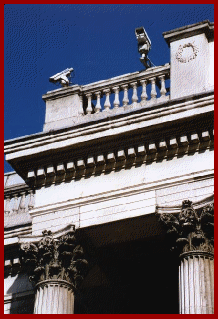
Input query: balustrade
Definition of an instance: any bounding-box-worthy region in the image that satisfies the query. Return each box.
[4,189,35,216]
[113,86,120,109]
[121,84,129,107]
[81,64,170,115]
[103,89,111,111]
[140,80,148,106]
[131,82,138,107]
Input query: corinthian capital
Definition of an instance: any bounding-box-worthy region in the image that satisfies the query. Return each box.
[20,225,88,290]
[159,200,214,255]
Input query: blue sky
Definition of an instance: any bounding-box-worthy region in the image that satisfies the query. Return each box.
[4,4,214,173]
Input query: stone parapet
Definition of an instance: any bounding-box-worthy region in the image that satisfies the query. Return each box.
[42,64,170,132]
[163,20,214,99]
[4,90,214,185]
[163,20,214,45]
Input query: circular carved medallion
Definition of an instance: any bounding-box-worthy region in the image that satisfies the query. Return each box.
[176,42,199,63]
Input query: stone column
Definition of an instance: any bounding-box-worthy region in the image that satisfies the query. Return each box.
[179,251,214,314]
[20,225,88,314]
[34,280,74,314]
[159,200,214,314]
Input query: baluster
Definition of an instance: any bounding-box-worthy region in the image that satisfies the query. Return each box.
[12,194,19,214]
[79,94,84,116]
[140,79,148,106]
[28,190,35,210]
[86,93,92,114]
[4,196,11,215]
[158,75,167,98]
[19,192,26,213]
[122,84,129,107]
[130,82,138,107]
[113,86,120,109]
[103,89,111,111]
[149,77,157,100]
[95,91,101,113]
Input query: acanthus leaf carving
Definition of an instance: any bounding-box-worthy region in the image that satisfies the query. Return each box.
[159,200,214,255]
[20,227,88,290]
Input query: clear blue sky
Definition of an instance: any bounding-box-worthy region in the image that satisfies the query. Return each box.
[4,4,214,173]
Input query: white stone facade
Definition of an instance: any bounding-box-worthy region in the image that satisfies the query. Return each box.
[4,20,214,314]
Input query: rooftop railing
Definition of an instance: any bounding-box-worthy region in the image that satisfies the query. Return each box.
[81,63,170,116]
[4,190,35,217]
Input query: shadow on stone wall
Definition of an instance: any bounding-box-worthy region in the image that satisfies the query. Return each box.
[5,272,34,314]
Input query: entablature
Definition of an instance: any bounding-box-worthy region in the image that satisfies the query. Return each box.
[4,90,214,186]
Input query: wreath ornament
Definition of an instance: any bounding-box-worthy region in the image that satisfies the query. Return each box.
[176,42,199,63]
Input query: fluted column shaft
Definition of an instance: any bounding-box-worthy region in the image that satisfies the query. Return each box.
[159,199,214,315]
[20,226,88,316]
[34,280,74,314]
[179,251,214,314]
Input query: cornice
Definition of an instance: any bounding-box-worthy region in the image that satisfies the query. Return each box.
[4,257,21,277]
[42,84,82,101]
[163,20,214,46]
[5,90,214,156]
[4,224,32,240]
[4,183,29,197]
[4,91,214,184]
[18,224,76,244]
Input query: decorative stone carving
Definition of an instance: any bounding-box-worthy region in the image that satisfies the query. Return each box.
[159,200,214,254]
[159,199,214,314]
[176,42,199,63]
[20,226,88,290]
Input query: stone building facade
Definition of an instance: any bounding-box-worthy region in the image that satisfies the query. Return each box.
[4,20,214,314]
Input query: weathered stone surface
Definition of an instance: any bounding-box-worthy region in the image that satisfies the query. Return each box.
[4,212,32,229]
[20,226,88,289]
[179,252,214,314]
[163,21,214,99]
[158,199,214,254]
[34,279,74,314]
[4,20,214,314]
